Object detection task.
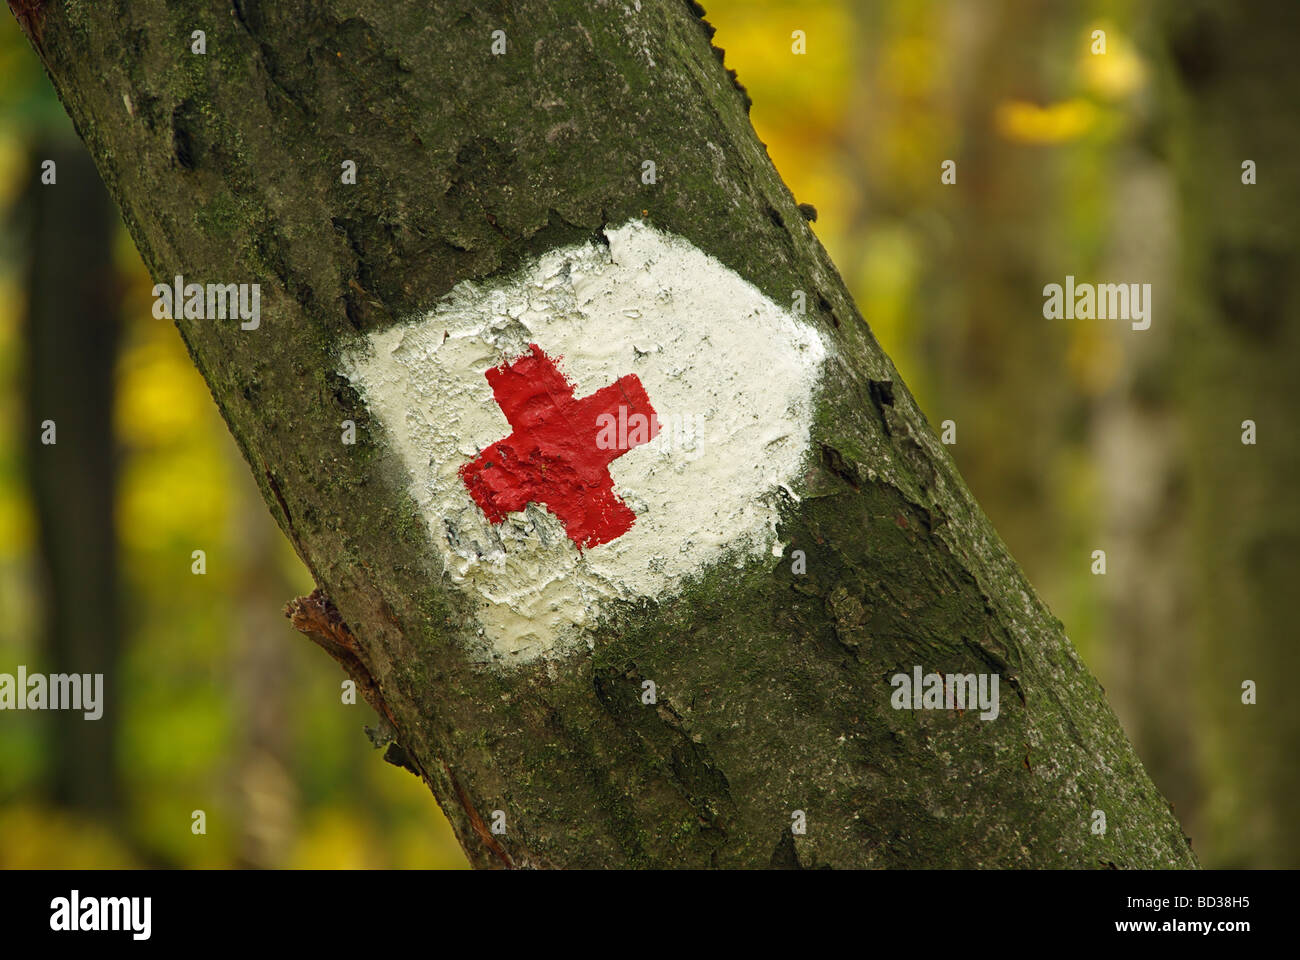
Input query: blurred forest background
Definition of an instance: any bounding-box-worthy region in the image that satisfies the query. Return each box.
[1,0,1295,869]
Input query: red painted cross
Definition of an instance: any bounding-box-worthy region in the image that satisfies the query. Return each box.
[459,344,660,550]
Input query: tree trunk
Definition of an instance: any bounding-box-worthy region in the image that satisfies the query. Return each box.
[229,450,299,869]
[21,138,122,819]
[11,0,1195,868]
[1160,0,1300,868]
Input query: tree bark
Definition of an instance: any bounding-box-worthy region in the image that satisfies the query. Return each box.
[12,0,1196,868]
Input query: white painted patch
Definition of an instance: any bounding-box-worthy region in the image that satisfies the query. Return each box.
[340,220,827,665]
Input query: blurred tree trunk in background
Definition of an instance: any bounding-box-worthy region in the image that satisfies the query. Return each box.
[1084,15,1201,860]
[1087,142,1201,856]
[921,0,1075,592]
[1161,0,1300,868]
[20,140,122,818]
[230,453,298,869]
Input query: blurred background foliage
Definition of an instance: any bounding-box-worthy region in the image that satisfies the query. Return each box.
[1,0,1295,868]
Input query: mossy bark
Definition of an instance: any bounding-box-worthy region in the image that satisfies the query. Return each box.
[13,0,1195,868]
